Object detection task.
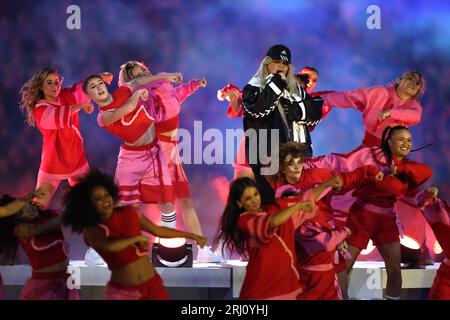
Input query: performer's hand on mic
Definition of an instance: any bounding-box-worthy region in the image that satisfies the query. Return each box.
[277,70,287,81]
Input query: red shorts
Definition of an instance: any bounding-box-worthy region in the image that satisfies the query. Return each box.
[346,204,400,250]
[104,273,170,300]
[429,259,450,300]
[297,267,342,300]
[159,138,191,198]
[115,141,174,205]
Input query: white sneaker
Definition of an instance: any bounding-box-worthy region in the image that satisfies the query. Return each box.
[84,247,106,266]
[196,246,223,263]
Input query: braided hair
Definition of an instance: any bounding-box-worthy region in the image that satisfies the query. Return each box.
[380,125,410,168]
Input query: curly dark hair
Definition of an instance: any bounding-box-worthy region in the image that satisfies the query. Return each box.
[63,168,119,233]
[0,195,21,263]
[269,141,309,185]
[215,177,262,259]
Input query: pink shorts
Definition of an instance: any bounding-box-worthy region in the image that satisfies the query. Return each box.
[346,203,400,249]
[36,162,90,190]
[115,141,174,205]
[159,137,191,198]
[104,273,170,300]
[20,270,80,300]
[35,163,90,207]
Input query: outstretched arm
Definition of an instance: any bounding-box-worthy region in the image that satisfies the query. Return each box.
[139,216,207,247]
[128,73,183,91]
[100,89,149,126]
[83,227,149,253]
[0,188,46,218]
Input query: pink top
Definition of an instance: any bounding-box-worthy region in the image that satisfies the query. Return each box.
[136,79,200,137]
[322,85,422,145]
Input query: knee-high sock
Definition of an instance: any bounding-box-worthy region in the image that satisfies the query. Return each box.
[161,210,176,228]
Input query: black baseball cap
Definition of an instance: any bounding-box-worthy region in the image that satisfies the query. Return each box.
[266,44,292,64]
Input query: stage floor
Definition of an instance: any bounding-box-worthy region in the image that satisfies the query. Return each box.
[0,260,439,300]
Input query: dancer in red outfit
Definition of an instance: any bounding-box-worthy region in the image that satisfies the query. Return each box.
[310,126,432,299]
[216,176,341,299]
[271,142,381,299]
[63,169,206,300]
[416,186,450,300]
[0,193,78,300]
[19,68,112,208]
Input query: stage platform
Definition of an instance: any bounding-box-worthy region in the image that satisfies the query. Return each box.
[0,260,439,300]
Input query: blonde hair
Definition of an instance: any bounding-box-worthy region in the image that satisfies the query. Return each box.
[118,60,149,86]
[394,71,426,102]
[19,67,59,126]
[255,56,299,94]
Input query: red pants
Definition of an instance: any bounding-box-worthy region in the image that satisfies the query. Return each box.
[429,259,450,300]
[104,274,170,300]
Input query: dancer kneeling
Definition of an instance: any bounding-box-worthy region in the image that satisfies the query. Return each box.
[63,169,207,300]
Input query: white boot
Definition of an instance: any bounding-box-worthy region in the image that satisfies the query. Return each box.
[196,245,223,263]
[84,247,105,266]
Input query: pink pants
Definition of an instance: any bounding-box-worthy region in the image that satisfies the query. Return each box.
[35,162,90,207]
[115,141,174,205]
[104,274,170,300]
[159,137,191,198]
[20,270,80,300]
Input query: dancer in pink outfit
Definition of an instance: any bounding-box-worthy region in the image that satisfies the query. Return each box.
[118,61,218,261]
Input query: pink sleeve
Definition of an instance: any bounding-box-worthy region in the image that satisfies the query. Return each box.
[174,80,200,104]
[322,88,370,112]
[238,212,276,244]
[389,102,422,125]
[36,104,72,129]
[420,197,450,226]
[64,81,91,104]
[305,147,376,173]
[297,222,349,256]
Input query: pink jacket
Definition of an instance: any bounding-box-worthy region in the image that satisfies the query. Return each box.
[322,85,422,146]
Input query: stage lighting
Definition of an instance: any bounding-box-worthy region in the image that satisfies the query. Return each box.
[152,237,193,268]
[432,240,444,262]
[400,235,421,268]
[360,240,376,255]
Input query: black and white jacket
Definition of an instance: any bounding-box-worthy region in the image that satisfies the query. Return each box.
[242,73,323,161]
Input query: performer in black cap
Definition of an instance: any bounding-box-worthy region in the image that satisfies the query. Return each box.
[242,44,323,203]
